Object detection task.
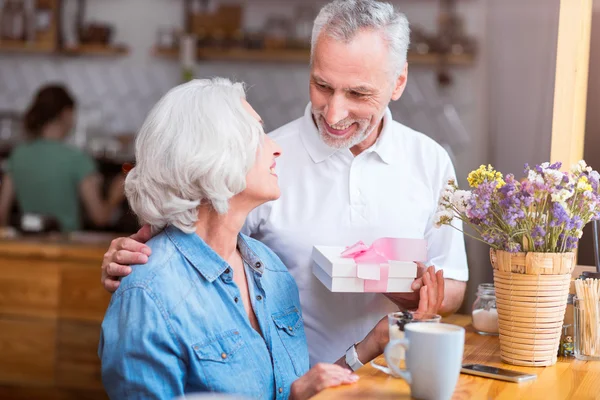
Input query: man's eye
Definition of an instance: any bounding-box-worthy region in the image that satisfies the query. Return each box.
[350,91,366,98]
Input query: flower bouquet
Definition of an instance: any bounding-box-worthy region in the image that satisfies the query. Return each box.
[436,160,600,366]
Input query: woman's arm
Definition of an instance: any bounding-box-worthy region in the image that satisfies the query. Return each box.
[100,287,185,400]
[79,173,124,227]
[0,175,15,226]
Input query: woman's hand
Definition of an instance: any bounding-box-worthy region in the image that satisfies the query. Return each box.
[290,363,359,400]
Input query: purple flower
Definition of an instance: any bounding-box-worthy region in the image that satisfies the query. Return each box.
[506,242,522,253]
[550,203,570,227]
[567,216,583,231]
[549,162,562,170]
[531,225,546,247]
[558,233,579,251]
[531,225,546,237]
[466,181,496,224]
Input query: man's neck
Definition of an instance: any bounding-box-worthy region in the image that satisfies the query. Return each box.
[349,120,384,157]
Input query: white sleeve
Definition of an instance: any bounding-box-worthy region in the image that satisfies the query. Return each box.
[424,153,469,282]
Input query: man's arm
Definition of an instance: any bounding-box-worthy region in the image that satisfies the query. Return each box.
[101,225,152,292]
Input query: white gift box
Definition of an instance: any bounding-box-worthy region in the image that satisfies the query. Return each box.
[312,245,419,293]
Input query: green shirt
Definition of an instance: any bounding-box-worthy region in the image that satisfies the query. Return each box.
[7,139,97,232]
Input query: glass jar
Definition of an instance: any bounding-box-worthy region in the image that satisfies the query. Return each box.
[472,283,499,335]
[573,296,600,361]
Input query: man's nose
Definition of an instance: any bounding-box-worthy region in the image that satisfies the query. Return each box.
[324,95,349,126]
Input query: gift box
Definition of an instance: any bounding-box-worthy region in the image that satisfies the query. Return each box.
[311,238,427,293]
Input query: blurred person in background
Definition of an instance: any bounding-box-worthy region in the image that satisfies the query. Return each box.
[0,84,124,232]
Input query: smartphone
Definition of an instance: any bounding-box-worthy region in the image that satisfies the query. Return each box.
[461,364,537,383]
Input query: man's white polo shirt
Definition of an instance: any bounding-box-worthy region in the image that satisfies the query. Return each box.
[243,103,468,364]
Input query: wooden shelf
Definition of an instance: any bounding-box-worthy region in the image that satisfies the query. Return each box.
[0,42,129,57]
[0,40,56,54]
[153,46,475,65]
[60,44,129,56]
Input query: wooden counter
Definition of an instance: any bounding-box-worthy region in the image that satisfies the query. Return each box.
[0,234,114,400]
[313,314,600,400]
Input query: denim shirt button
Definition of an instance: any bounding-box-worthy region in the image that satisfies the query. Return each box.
[225,268,231,274]
[288,326,293,331]
[255,262,262,268]
[234,297,239,303]
[256,295,263,301]
[221,353,227,359]
[279,388,283,394]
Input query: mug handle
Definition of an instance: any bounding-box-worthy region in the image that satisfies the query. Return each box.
[384,338,412,384]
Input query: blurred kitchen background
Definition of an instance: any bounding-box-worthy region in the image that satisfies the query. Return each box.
[0,0,598,398]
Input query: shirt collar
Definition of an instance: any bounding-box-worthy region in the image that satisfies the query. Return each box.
[299,103,395,164]
[165,225,265,283]
[369,107,396,165]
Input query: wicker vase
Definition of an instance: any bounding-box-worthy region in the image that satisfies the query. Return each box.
[489,249,575,367]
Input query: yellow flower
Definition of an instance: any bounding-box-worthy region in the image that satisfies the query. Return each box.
[576,176,593,192]
[467,164,505,189]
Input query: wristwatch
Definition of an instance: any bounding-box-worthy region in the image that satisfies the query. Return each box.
[345,342,364,371]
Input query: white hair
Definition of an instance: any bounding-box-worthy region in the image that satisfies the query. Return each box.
[310,0,410,76]
[125,78,263,234]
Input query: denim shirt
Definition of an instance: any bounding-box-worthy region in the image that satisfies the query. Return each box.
[99,225,309,400]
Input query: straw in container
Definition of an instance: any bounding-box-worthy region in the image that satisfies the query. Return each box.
[573,278,600,360]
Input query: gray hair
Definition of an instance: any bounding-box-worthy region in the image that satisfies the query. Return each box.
[125,78,263,234]
[310,0,410,76]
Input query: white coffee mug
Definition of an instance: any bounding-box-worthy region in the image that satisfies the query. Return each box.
[384,322,465,400]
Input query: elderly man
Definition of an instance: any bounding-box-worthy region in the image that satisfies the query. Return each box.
[101,0,468,368]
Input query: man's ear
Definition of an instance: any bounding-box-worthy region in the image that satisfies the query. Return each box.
[391,63,408,101]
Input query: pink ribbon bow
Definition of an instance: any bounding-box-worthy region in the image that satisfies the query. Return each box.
[340,238,427,292]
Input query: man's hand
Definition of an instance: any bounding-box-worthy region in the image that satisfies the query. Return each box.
[290,363,359,400]
[384,264,444,315]
[101,225,153,292]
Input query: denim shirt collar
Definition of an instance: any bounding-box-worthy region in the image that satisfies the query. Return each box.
[165,225,265,283]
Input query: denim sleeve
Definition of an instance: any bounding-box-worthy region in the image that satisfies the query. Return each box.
[100,287,186,400]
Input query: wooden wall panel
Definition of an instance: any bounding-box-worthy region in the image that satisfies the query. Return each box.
[56,320,104,390]
[0,260,60,319]
[0,319,56,385]
[59,264,111,322]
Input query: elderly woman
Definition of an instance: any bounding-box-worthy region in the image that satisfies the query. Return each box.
[99,78,387,400]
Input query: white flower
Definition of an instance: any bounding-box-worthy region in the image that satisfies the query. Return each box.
[528,170,544,186]
[434,210,454,228]
[551,188,574,205]
[451,190,472,213]
[571,160,592,174]
[540,162,550,170]
[545,169,564,186]
[576,229,584,238]
[590,170,600,183]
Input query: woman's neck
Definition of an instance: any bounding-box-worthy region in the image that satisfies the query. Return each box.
[40,122,65,140]
[194,203,249,262]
